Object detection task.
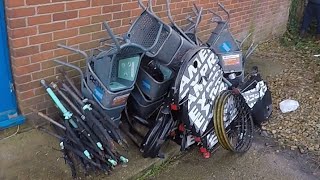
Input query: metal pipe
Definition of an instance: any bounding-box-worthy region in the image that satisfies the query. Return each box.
[103,21,120,50]
[54,60,84,81]
[165,0,195,44]
[31,108,66,131]
[57,44,88,59]
[58,69,83,99]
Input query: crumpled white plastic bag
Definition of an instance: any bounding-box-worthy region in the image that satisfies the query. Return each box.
[279,99,299,113]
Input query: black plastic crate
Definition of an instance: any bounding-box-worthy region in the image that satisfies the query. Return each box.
[136,60,174,100]
[129,85,164,119]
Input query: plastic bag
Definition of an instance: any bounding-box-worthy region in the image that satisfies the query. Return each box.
[279,99,299,113]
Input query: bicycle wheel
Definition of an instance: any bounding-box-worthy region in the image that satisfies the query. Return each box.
[213,90,253,152]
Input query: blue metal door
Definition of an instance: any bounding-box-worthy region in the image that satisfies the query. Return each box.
[0,1,25,129]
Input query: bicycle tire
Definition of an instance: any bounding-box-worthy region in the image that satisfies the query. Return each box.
[213,90,254,152]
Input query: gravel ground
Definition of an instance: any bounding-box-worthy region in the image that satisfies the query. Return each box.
[257,40,320,156]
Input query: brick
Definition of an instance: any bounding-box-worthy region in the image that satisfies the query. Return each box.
[37,3,65,14]
[108,20,121,28]
[79,7,101,17]
[39,22,66,34]
[113,25,129,35]
[156,0,166,5]
[31,51,54,63]
[40,40,66,51]
[14,63,41,76]
[34,87,46,96]
[8,18,26,29]
[176,2,189,8]
[10,38,28,48]
[91,14,112,24]
[14,74,32,84]
[67,34,91,45]
[79,40,100,51]
[54,48,72,57]
[92,31,106,40]
[67,53,83,62]
[113,10,131,20]
[53,11,78,21]
[13,46,39,58]
[32,68,55,80]
[18,90,35,101]
[67,17,90,28]
[16,81,41,93]
[12,57,31,67]
[41,60,57,70]
[19,95,44,107]
[7,7,35,18]
[79,24,101,34]
[132,9,143,16]
[35,100,54,110]
[66,0,90,10]
[26,0,50,5]
[5,0,25,8]
[102,4,122,14]
[54,28,78,40]
[122,2,139,10]
[28,15,52,26]
[92,0,111,6]
[112,0,127,3]
[29,34,52,45]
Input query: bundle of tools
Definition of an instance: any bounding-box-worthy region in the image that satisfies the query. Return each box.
[35,75,129,178]
[35,0,273,177]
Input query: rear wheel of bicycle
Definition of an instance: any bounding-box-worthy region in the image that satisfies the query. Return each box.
[213,90,254,152]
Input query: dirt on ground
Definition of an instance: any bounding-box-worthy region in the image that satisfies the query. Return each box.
[256,41,320,155]
[0,129,70,180]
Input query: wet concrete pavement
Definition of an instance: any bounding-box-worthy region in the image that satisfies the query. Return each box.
[152,136,320,180]
[0,128,180,180]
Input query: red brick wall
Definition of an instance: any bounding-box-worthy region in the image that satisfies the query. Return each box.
[5,0,290,122]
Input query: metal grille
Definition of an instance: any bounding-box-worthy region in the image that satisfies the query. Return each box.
[169,39,194,71]
[129,12,163,50]
[149,27,170,55]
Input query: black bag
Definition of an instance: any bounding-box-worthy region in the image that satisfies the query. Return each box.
[251,87,272,126]
[240,67,273,126]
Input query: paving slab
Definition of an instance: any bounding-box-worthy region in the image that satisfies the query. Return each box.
[0,129,180,180]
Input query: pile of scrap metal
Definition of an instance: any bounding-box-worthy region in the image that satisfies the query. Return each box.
[34,0,272,178]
